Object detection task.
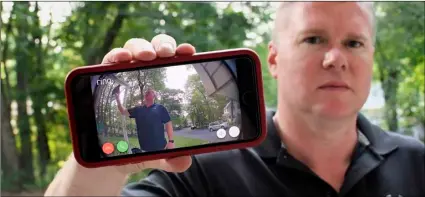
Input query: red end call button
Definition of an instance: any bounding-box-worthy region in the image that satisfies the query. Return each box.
[102,142,115,154]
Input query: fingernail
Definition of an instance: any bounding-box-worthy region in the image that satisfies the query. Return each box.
[141,44,155,53]
[159,42,174,54]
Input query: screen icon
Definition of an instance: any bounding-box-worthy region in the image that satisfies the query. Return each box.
[102,142,114,154]
[217,128,227,139]
[117,141,129,153]
[229,126,240,138]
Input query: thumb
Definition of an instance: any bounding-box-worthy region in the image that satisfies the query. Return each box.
[162,156,192,172]
[118,155,192,175]
[139,156,192,173]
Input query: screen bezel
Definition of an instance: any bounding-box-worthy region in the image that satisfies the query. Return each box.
[65,48,266,168]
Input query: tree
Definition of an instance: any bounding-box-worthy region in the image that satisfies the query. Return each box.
[185,74,211,125]
[374,2,425,131]
[59,2,130,65]
[159,88,184,126]
[14,1,35,184]
[185,74,229,126]
[1,3,22,190]
[29,2,52,178]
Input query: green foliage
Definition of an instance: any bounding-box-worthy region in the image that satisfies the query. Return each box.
[184,74,229,127]
[374,2,425,131]
[398,61,425,128]
[159,88,185,126]
[255,42,277,108]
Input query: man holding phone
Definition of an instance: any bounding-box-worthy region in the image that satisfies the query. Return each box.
[114,87,175,151]
[46,2,424,196]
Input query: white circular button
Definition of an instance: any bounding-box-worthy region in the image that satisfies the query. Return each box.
[216,128,227,139]
[229,126,240,138]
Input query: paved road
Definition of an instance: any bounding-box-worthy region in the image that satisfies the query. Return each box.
[174,127,235,143]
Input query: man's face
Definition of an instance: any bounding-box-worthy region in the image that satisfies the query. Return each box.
[268,2,375,119]
[144,90,155,102]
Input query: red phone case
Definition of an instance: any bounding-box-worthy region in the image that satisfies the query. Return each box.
[65,48,267,168]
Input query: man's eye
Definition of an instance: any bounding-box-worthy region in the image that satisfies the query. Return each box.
[303,36,323,44]
[346,40,364,48]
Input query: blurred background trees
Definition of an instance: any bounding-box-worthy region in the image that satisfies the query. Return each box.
[1,1,423,194]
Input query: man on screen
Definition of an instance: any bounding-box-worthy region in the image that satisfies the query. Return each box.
[114,87,175,152]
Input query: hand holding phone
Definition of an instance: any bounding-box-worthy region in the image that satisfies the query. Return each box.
[46,34,266,197]
[100,35,197,174]
[65,34,266,170]
[70,35,197,175]
[45,35,199,197]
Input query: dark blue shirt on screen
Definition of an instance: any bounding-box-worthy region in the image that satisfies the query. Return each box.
[127,103,171,152]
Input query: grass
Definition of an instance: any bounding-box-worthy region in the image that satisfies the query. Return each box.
[105,135,208,183]
[108,136,140,152]
[107,135,207,152]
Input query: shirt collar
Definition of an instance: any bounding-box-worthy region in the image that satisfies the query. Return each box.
[355,113,398,155]
[143,103,157,108]
[279,128,370,149]
[252,110,398,158]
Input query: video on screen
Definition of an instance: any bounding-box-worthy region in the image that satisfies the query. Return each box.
[90,59,243,157]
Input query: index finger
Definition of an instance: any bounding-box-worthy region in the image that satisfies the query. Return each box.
[101,48,132,64]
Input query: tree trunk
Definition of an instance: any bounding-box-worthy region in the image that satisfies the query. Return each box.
[1,82,22,191]
[100,82,108,137]
[106,83,115,134]
[196,87,213,122]
[33,103,50,176]
[1,4,22,190]
[16,69,35,184]
[1,3,15,101]
[16,84,35,182]
[127,82,135,108]
[87,3,129,65]
[15,2,35,184]
[376,40,400,132]
[138,70,146,105]
[230,100,234,123]
[382,70,400,132]
[31,2,51,178]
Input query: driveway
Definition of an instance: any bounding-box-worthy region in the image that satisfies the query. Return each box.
[174,127,236,143]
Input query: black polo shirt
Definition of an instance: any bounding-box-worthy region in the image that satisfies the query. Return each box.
[122,111,425,197]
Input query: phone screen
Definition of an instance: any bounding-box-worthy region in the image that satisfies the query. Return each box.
[69,55,262,162]
[90,58,244,157]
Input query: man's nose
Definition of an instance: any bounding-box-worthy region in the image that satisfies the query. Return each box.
[322,48,348,71]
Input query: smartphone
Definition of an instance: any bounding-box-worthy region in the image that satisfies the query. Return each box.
[65,48,266,168]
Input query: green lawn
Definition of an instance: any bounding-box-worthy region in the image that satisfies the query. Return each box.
[107,135,207,152]
[105,135,207,183]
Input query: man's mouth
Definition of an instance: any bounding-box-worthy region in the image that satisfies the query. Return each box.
[319,81,350,90]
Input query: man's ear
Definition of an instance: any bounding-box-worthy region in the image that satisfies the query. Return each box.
[267,41,278,79]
